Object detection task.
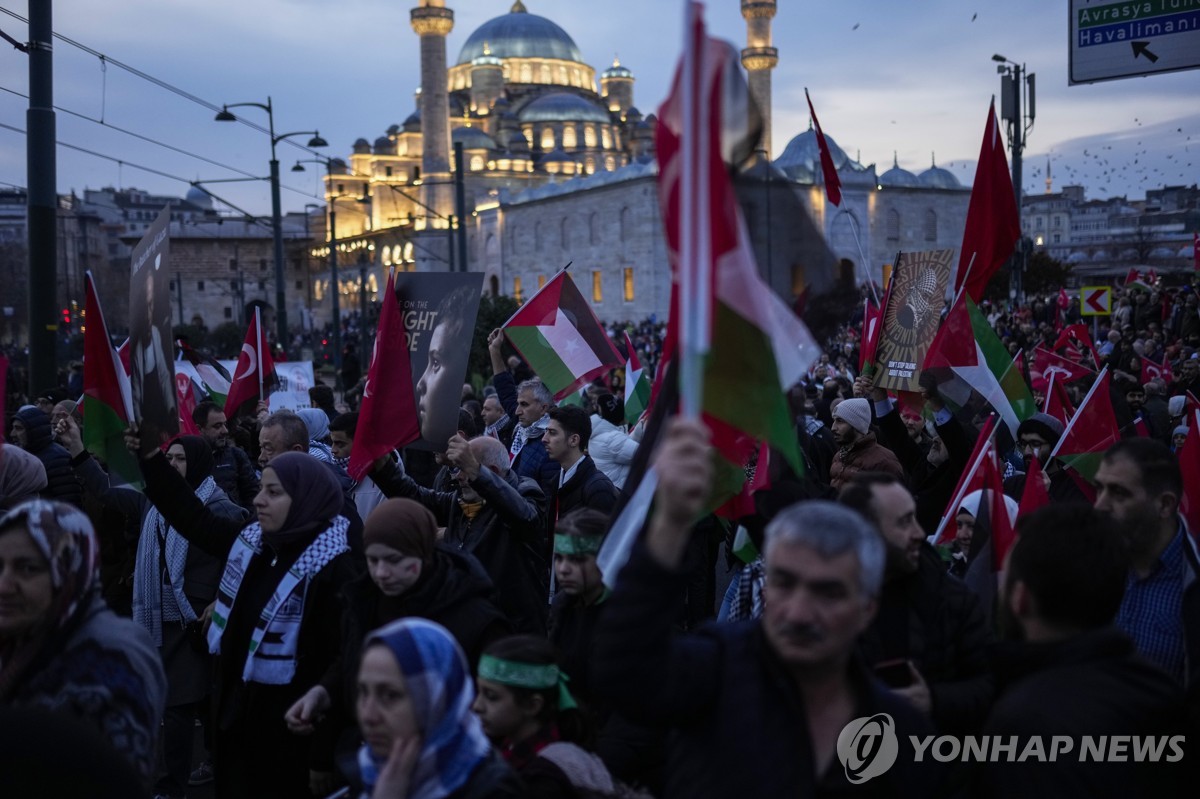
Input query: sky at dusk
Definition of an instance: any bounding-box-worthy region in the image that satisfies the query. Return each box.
[1,0,1197,217]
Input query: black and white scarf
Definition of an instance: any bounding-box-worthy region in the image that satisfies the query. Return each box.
[133,475,217,646]
[509,413,549,462]
[207,516,349,684]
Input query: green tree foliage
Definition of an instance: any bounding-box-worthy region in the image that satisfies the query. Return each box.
[467,293,519,388]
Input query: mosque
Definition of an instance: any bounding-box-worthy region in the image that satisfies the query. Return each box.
[313,0,971,322]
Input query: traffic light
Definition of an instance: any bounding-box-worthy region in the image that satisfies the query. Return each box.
[61,307,71,328]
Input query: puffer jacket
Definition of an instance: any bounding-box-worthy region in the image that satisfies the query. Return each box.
[588,415,638,489]
[829,431,904,492]
[15,407,83,507]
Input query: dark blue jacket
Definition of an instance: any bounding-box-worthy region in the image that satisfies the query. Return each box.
[15,407,82,507]
[594,542,949,799]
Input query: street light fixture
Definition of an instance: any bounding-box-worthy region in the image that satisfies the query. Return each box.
[991,54,1036,305]
[292,158,342,375]
[214,97,327,353]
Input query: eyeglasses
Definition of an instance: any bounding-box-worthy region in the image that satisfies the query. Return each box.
[1018,439,1047,451]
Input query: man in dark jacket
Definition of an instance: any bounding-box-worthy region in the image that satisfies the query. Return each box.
[371,434,549,633]
[839,473,994,735]
[13,406,82,507]
[980,503,1187,798]
[193,401,259,510]
[543,405,618,536]
[593,419,946,798]
[488,329,558,495]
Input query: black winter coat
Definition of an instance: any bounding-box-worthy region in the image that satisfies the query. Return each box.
[372,460,549,634]
[210,442,260,509]
[593,542,949,799]
[546,455,618,536]
[978,628,1188,798]
[858,545,994,735]
[15,406,82,507]
[874,406,972,536]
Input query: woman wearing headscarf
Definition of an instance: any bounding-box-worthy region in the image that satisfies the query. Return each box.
[61,421,249,797]
[285,499,510,751]
[0,443,48,510]
[0,499,166,784]
[351,618,521,798]
[134,441,359,798]
[948,489,1020,578]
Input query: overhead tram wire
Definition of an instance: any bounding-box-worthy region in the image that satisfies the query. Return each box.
[0,120,285,229]
[0,6,327,161]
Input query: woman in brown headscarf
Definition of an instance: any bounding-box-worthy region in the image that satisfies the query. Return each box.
[285,498,510,758]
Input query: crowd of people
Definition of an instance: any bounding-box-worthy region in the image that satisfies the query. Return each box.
[0,274,1198,798]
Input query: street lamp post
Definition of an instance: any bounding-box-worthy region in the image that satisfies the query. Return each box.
[992,54,1036,306]
[215,98,327,354]
[293,159,341,376]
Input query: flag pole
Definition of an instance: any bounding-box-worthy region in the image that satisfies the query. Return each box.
[678,1,709,421]
[1044,371,1056,414]
[256,307,264,403]
[1048,366,1108,461]
[845,214,880,305]
[950,252,977,312]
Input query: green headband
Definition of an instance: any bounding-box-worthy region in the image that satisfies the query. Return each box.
[553,533,604,556]
[478,654,577,711]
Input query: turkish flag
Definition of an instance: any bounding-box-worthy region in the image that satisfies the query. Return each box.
[1031,346,1093,391]
[1053,323,1099,364]
[805,88,842,207]
[224,308,278,419]
[1141,356,1174,386]
[1125,267,1141,285]
[347,269,420,481]
[1044,375,1077,427]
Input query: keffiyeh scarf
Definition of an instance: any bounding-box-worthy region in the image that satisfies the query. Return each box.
[207,516,349,684]
[133,475,218,646]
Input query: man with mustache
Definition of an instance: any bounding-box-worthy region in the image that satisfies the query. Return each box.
[839,472,993,736]
[592,419,943,798]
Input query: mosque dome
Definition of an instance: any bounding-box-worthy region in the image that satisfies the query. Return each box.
[353,138,371,154]
[518,91,612,124]
[601,57,633,80]
[774,128,859,181]
[373,136,393,154]
[457,2,585,65]
[185,185,213,209]
[879,154,919,187]
[918,157,962,189]
[452,126,498,150]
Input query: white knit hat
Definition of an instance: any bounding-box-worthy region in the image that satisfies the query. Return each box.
[1169,396,1186,418]
[833,397,872,436]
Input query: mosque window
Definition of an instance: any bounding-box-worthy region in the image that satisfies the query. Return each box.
[502,63,512,80]
[385,166,393,177]
[562,126,577,149]
[513,276,523,303]
[584,157,595,174]
[540,64,552,83]
[558,65,568,84]
[541,127,556,150]
[619,206,632,241]
[923,209,937,241]
[886,209,900,242]
[601,128,612,149]
[535,221,544,250]
[490,275,499,296]
[584,126,597,148]
[572,69,582,87]
[471,156,484,171]
[605,156,616,172]
[623,268,634,302]
[592,271,603,303]
[520,63,532,83]
[588,213,598,245]
[537,274,546,289]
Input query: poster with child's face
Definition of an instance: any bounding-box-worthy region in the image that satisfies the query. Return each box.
[393,273,484,451]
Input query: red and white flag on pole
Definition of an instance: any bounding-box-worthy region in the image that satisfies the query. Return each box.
[347,269,420,481]
[224,307,278,419]
[805,89,842,207]
[954,100,1020,303]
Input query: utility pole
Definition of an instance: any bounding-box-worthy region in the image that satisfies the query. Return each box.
[27,0,57,393]
[454,141,468,272]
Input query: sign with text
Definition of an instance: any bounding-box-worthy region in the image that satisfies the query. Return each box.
[393,272,484,451]
[1070,0,1200,84]
[873,249,955,392]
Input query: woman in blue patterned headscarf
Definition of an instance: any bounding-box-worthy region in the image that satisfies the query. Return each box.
[0,499,165,784]
[354,618,521,799]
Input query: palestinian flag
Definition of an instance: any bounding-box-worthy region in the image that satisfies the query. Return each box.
[1049,367,1120,481]
[924,295,1036,436]
[622,331,650,425]
[502,270,624,401]
[177,339,232,406]
[82,272,142,489]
